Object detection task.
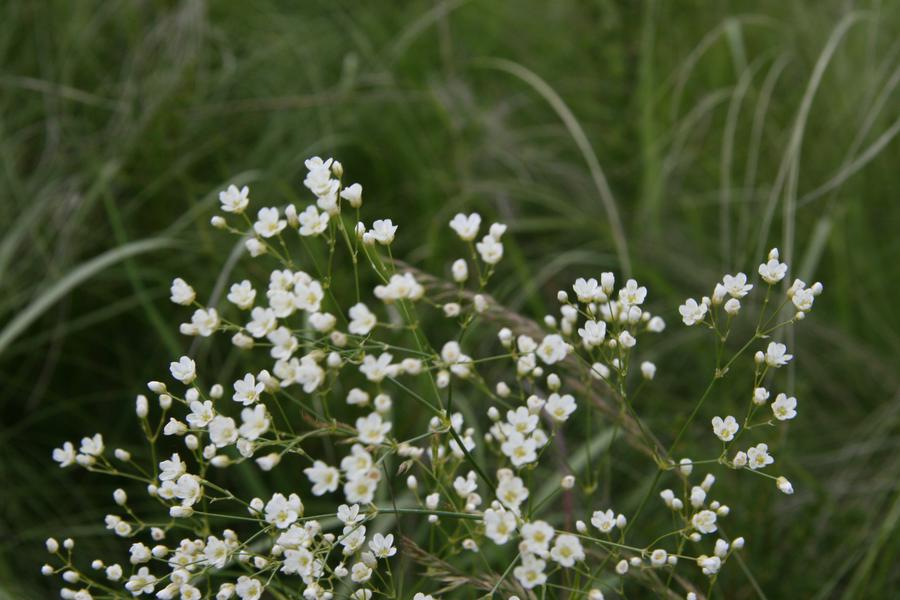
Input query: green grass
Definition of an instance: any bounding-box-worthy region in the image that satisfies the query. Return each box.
[1,0,899,598]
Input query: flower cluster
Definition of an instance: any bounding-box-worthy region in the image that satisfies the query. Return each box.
[45,158,819,599]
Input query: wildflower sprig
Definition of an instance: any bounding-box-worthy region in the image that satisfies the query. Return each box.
[46,158,820,599]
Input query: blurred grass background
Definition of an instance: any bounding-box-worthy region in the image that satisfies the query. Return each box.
[1,0,898,597]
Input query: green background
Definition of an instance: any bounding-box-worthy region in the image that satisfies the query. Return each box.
[1,1,898,598]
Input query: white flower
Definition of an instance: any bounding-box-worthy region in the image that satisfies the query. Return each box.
[298,205,330,237]
[747,443,774,470]
[724,298,741,315]
[618,279,647,306]
[573,277,602,302]
[617,330,636,349]
[483,507,517,544]
[776,476,794,495]
[758,251,788,284]
[771,393,797,420]
[513,554,547,589]
[697,554,721,576]
[536,334,568,365]
[186,400,215,429]
[711,415,739,442]
[227,280,256,310]
[722,273,753,298]
[550,534,584,567]
[640,361,656,380]
[246,307,277,338]
[692,509,718,534]
[208,415,238,447]
[304,461,340,496]
[159,453,185,481]
[239,404,270,440]
[170,278,196,305]
[449,212,481,241]
[254,207,286,238]
[348,303,377,335]
[129,542,151,564]
[233,373,264,405]
[679,298,708,326]
[169,356,196,384]
[500,431,537,467]
[591,509,616,533]
[295,280,324,313]
[369,219,397,244]
[577,320,606,347]
[337,504,364,525]
[340,183,363,208]
[125,567,156,595]
[764,342,793,367]
[359,352,393,382]
[451,258,468,282]
[356,412,391,445]
[520,521,554,557]
[219,184,249,213]
[265,493,303,529]
[545,393,576,422]
[650,548,668,567]
[496,474,529,511]
[350,562,372,583]
[204,536,229,568]
[53,442,76,467]
[189,308,220,337]
[475,234,503,264]
[235,576,263,600]
[368,533,396,558]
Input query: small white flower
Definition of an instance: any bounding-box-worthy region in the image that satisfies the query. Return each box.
[304,461,340,496]
[544,393,576,422]
[764,342,793,367]
[483,507,517,544]
[549,534,584,567]
[235,576,263,600]
[513,554,547,589]
[265,493,303,529]
[577,320,606,347]
[233,373,264,405]
[340,183,363,208]
[747,443,774,470]
[692,509,718,534]
[573,277,601,302]
[758,251,788,284]
[679,298,708,326]
[219,184,249,213]
[591,509,616,533]
[298,205,330,237]
[618,279,647,306]
[356,412,391,445]
[449,213,481,241]
[475,234,503,264]
[253,207,286,238]
[227,280,256,310]
[640,361,656,380]
[722,273,753,298]
[776,476,794,495]
[536,334,568,365]
[52,442,76,467]
[169,356,196,384]
[711,415,739,442]
[369,219,397,244]
[348,303,377,336]
[239,404,270,440]
[520,520,554,556]
[368,533,397,558]
[208,415,238,447]
[452,258,468,282]
[771,393,797,420]
[170,278,196,305]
